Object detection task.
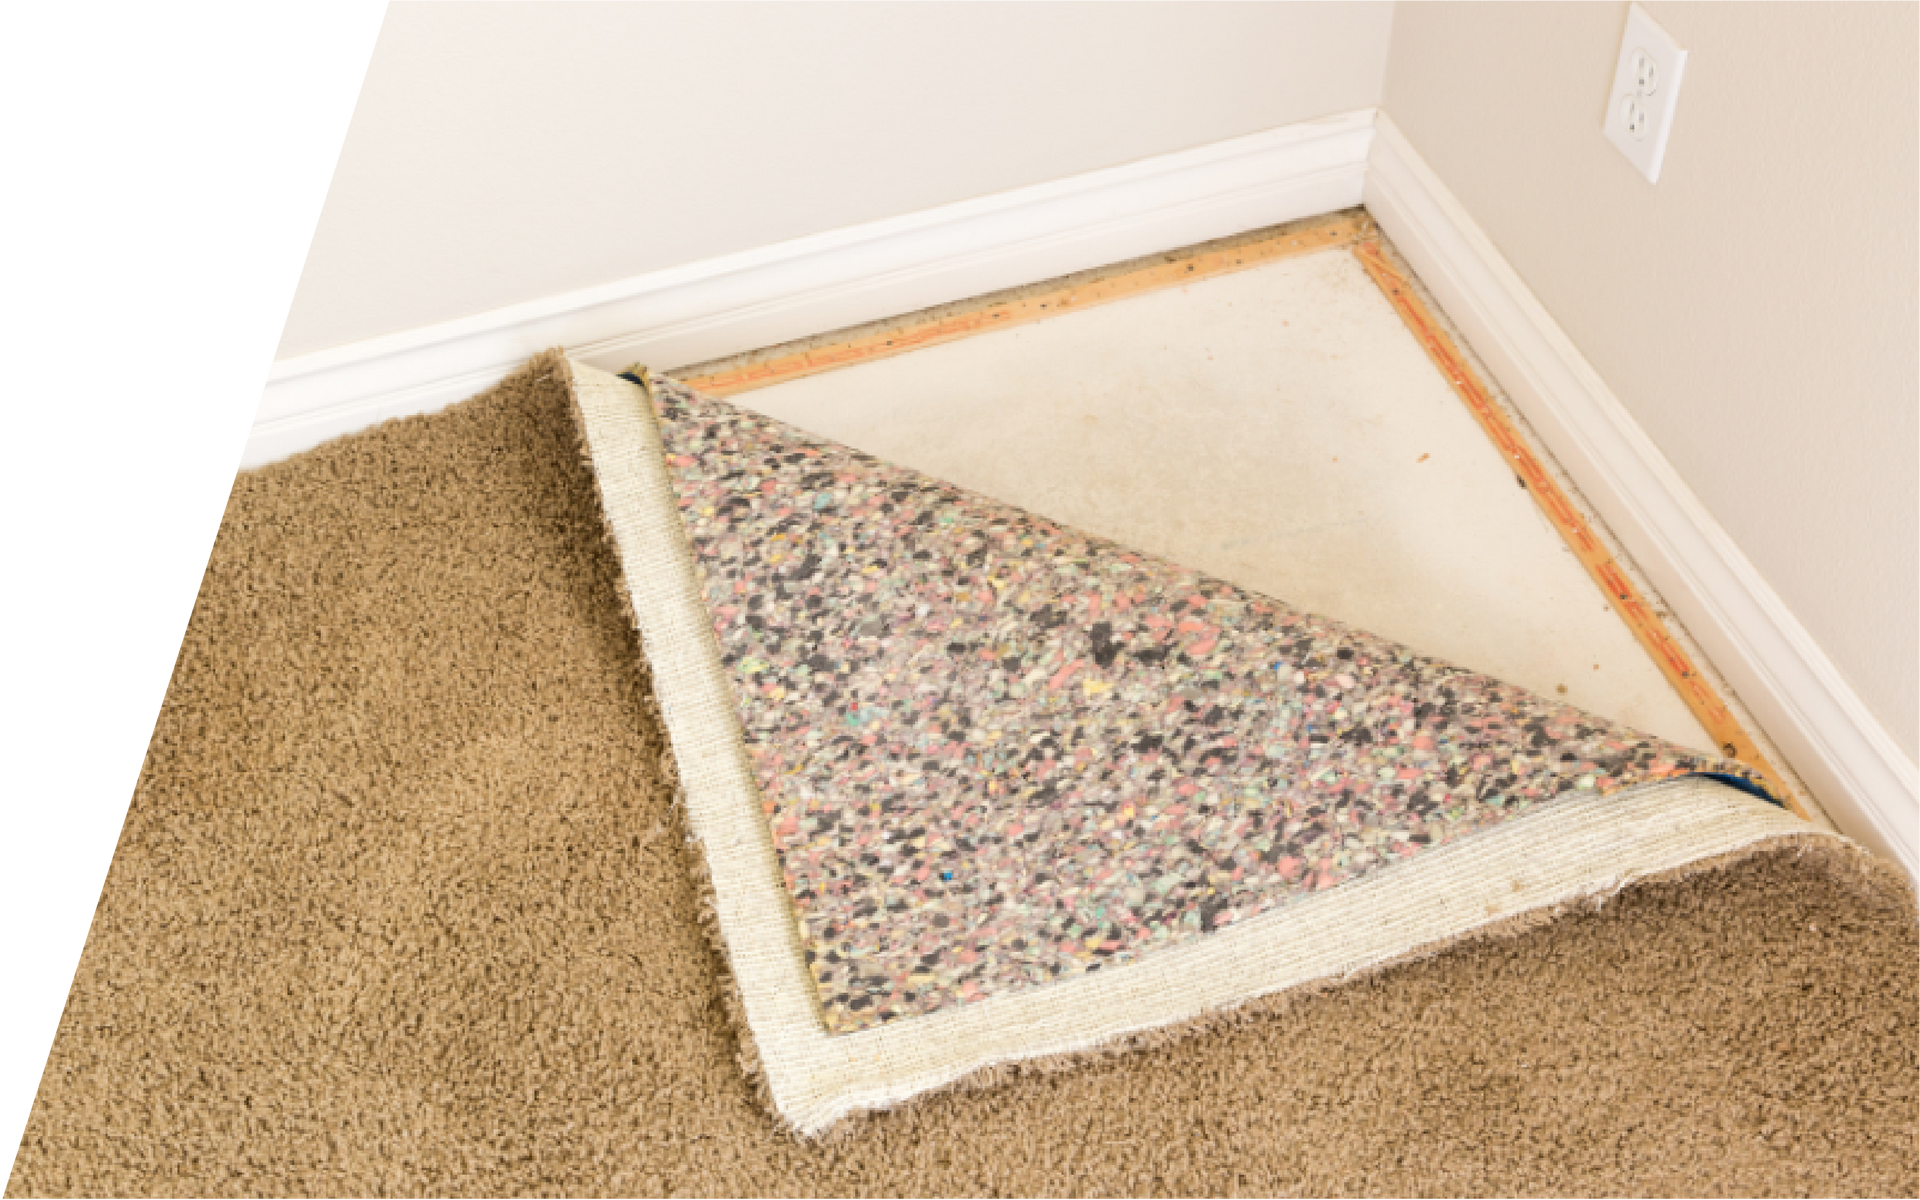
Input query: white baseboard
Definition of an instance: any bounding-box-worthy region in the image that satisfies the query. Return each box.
[247,109,1375,468]
[249,103,1913,874]
[1365,113,1917,874]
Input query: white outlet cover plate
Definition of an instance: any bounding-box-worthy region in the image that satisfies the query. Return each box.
[1603,4,1688,183]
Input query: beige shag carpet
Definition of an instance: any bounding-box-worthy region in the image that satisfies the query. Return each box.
[9,358,1915,1197]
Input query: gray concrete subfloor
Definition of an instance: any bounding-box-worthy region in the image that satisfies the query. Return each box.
[682,241,1715,753]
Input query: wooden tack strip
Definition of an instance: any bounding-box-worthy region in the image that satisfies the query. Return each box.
[1352,239,1803,817]
[680,215,1371,397]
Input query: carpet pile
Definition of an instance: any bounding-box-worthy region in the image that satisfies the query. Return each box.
[8,357,1914,1196]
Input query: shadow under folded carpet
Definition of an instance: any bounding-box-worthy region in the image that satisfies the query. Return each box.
[9,360,1915,1197]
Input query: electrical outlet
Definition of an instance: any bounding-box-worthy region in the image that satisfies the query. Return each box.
[1603,4,1688,183]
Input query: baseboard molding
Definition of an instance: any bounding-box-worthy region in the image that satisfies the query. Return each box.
[249,104,1914,874]
[1364,113,1917,874]
[247,109,1375,468]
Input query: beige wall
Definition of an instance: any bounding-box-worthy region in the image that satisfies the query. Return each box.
[1385,1,1918,759]
[278,1,1391,359]
[277,0,1913,756]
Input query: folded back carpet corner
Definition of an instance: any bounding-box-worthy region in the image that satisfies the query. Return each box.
[9,352,1914,1197]
[558,355,1896,1134]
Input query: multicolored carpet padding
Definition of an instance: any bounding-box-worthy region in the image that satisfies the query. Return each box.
[564,357,1832,1135]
